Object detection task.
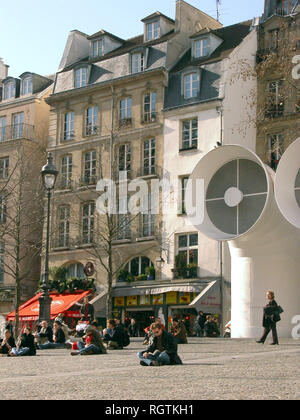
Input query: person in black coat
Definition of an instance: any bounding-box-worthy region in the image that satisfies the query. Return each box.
[38,321,66,349]
[0,330,15,355]
[128,319,139,337]
[103,319,124,349]
[8,327,36,357]
[257,290,280,345]
[80,297,94,322]
[138,322,183,366]
[35,320,53,345]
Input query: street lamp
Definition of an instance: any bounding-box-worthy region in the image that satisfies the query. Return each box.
[38,152,58,324]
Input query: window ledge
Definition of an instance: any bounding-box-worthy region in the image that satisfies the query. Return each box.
[179,147,198,154]
[112,239,131,245]
[136,236,156,242]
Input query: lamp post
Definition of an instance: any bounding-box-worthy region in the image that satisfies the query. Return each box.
[38,152,58,324]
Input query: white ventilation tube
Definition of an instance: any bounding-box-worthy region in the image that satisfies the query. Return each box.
[188,144,300,338]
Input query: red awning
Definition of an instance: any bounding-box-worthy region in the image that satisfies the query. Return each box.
[6,291,90,321]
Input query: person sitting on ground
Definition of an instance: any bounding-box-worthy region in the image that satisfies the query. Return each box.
[71,325,107,356]
[138,322,183,366]
[103,319,124,350]
[34,320,53,346]
[128,318,139,337]
[38,320,66,349]
[143,317,165,346]
[8,327,36,357]
[204,315,220,338]
[0,330,16,356]
[171,317,188,344]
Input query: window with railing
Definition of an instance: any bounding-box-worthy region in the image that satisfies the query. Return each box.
[118,144,131,177]
[82,202,95,244]
[0,157,9,179]
[12,113,24,139]
[61,155,73,189]
[63,112,74,141]
[0,195,6,224]
[143,92,157,123]
[58,206,70,248]
[85,106,98,136]
[83,150,97,185]
[143,138,156,176]
[174,233,198,278]
[141,193,155,237]
[119,98,132,128]
[265,80,284,118]
[0,117,6,142]
[117,198,131,240]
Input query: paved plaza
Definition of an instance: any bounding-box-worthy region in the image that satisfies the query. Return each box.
[0,337,300,400]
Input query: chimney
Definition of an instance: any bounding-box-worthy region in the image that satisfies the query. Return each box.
[0,58,9,84]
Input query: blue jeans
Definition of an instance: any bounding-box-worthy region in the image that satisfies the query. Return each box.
[138,350,170,366]
[77,341,102,355]
[11,347,30,356]
[38,342,65,350]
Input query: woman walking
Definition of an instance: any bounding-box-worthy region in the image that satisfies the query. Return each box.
[257,290,281,345]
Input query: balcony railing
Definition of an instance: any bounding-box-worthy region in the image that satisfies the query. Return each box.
[137,165,161,178]
[0,124,34,142]
[79,176,98,187]
[141,112,157,124]
[51,236,94,250]
[119,118,133,129]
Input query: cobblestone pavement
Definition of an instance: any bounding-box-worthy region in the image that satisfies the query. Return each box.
[0,338,300,400]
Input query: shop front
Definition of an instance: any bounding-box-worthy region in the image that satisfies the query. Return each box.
[111,279,221,334]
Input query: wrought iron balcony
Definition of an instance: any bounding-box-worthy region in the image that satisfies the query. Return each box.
[0,124,34,142]
[141,112,158,124]
[119,118,133,129]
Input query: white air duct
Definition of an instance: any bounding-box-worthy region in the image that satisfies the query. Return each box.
[188,144,300,338]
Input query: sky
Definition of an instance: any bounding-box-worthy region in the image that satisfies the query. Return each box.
[0,0,264,78]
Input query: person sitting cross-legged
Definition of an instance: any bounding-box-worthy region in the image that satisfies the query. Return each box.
[103,319,124,350]
[71,325,107,356]
[38,321,66,350]
[8,327,36,357]
[137,322,183,367]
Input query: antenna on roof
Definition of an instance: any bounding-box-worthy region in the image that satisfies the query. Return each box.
[216,0,221,21]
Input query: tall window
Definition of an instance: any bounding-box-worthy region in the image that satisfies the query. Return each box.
[266,80,284,118]
[0,117,6,142]
[12,113,24,139]
[194,38,209,58]
[120,98,132,125]
[3,81,15,100]
[118,144,131,176]
[143,92,157,122]
[63,112,74,140]
[177,233,198,266]
[143,138,156,176]
[86,106,98,136]
[0,195,7,224]
[181,119,198,150]
[268,133,284,170]
[131,52,144,73]
[82,202,95,244]
[184,73,199,99]
[0,242,4,284]
[117,198,131,240]
[61,155,72,189]
[92,39,104,57]
[180,176,189,214]
[146,21,160,40]
[269,29,280,49]
[74,68,87,88]
[0,158,9,179]
[58,206,70,248]
[67,263,85,279]
[83,151,97,184]
[21,77,32,95]
[142,194,155,237]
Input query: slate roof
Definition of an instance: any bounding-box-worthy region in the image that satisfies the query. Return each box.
[141,11,175,23]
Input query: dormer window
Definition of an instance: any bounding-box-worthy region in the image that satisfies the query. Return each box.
[92,38,104,58]
[183,72,199,99]
[146,21,160,41]
[131,52,145,74]
[74,67,88,88]
[21,76,32,95]
[3,81,15,100]
[194,38,209,58]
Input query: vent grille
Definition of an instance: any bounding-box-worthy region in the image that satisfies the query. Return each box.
[206,159,267,236]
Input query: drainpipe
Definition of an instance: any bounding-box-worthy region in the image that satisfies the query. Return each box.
[217,104,224,333]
